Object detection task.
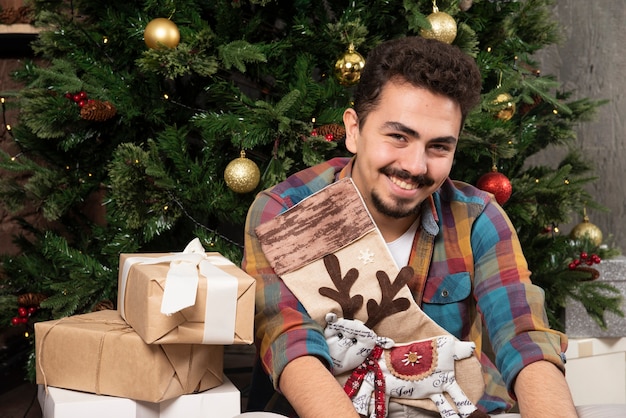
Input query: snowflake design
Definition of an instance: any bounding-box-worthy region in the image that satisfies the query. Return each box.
[401,351,423,366]
[358,248,375,264]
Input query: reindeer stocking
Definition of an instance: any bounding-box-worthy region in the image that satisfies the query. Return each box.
[256,178,487,418]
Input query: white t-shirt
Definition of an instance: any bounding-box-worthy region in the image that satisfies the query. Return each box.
[386,219,419,268]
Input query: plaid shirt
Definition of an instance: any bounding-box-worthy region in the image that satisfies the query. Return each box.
[242,157,567,413]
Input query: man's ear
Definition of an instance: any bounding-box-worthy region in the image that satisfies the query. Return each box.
[343,108,359,154]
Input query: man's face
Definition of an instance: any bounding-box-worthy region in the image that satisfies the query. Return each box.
[344,80,462,226]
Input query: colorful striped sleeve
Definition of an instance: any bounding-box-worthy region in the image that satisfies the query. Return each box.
[241,159,350,389]
[471,200,567,395]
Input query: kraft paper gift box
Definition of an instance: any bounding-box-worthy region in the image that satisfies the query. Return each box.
[37,376,240,418]
[117,239,255,345]
[35,309,223,403]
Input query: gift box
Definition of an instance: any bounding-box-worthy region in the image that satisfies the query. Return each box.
[35,309,223,403]
[117,239,255,345]
[565,256,626,337]
[565,337,626,405]
[37,376,241,418]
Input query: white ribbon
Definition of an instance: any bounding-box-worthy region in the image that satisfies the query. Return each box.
[161,238,207,315]
[118,238,238,344]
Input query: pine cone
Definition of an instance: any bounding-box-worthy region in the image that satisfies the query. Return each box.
[0,8,20,24]
[316,123,346,141]
[17,6,35,24]
[17,292,47,307]
[519,95,542,115]
[92,300,115,311]
[80,100,117,121]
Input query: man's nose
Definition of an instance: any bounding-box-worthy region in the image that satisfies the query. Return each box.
[399,145,427,175]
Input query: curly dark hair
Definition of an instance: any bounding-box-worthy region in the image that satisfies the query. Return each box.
[353,36,482,127]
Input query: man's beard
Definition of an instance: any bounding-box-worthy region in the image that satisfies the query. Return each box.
[371,166,435,219]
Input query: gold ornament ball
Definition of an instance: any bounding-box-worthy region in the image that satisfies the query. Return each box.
[144,18,180,49]
[224,151,261,194]
[570,217,603,246]
[492,93,516,121]
[334,45,366,86]
[421,11,457,44]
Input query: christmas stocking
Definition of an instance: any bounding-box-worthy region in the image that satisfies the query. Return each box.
[256,178,486,418]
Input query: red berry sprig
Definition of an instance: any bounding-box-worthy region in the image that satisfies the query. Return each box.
[10,305,37,326]
[65,90,93,108]
[568,251,601,270]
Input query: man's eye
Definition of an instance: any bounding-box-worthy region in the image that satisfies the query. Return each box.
[432,143,451,151]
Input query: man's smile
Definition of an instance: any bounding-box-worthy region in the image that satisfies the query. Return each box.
[389,175,419,191]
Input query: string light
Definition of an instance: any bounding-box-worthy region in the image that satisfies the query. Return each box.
[1,96,10,138]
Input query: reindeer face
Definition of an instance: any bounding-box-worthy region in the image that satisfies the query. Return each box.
[324,316,381,374]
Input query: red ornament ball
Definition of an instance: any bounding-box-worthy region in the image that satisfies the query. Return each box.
[477,171,512,205]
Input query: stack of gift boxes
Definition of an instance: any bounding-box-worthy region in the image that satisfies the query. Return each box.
[35,239,256,418]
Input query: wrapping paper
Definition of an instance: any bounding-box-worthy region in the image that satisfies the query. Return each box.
[565,256,626,337]
[117,245,255,345]
[35,309,223,403]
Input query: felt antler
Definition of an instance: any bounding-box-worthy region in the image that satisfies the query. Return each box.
[318,254,364,319]
[364,266,413,329]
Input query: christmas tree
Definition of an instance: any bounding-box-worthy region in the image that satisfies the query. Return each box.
[0,0,622,379]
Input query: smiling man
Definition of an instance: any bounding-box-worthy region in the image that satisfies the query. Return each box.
[243,36,579,417]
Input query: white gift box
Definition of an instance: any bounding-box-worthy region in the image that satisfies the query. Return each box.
[38,376,241,418]
[566,337,626,405]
